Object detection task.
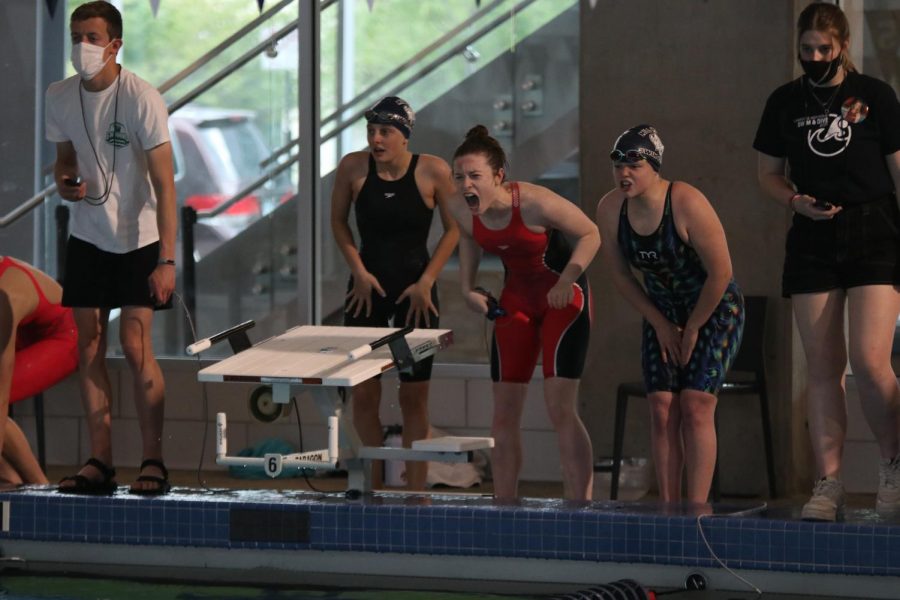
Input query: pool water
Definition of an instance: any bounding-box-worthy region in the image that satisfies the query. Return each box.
[0,573,878,600]
[0,575,533,600]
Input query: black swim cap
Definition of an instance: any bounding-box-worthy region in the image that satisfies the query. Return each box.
[364,96,415,139]
[610,124,664,171]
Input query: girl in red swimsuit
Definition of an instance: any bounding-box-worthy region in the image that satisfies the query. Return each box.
[448,126,601,500]
[0,256,78,484]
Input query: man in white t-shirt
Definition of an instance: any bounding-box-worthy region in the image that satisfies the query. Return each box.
[46,1,176,496]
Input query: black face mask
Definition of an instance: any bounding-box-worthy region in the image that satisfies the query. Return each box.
[799,54,842,85]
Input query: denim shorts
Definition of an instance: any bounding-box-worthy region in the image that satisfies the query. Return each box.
[782,195,900,297]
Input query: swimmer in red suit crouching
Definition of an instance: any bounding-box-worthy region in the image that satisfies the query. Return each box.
[0,256,78,484]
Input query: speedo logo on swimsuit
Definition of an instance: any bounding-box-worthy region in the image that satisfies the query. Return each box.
[498,245,510,250]
[384,192,396,198]
[105,121,129,148]
[794,113,851,158]
[637,250,659,260]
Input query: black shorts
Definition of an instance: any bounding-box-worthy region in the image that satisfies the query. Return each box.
[782,195,900,297]
[62,237,172,310]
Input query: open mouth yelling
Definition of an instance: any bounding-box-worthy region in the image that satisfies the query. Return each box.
[464,193,479,211]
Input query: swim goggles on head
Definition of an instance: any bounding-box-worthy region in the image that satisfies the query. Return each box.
[610,149,651,163]
[364,109,411,127]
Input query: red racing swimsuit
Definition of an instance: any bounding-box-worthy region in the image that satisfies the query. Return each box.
[2,257,78,404]
[473,182,592,383]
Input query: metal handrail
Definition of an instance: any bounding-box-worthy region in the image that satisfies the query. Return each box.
[0,185,57,228]
[321,0,537,144]
[199,155,298,219]
[167,19,299,115]
[262,0,508,168]
[165,0,344,111]
[322,0,503,128]
[158,0,295,95]
[264,0,535,161]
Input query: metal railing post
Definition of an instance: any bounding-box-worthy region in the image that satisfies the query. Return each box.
[54,205,69,280]
[181,206,198,350]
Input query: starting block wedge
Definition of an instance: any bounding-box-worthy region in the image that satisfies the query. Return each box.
[411,436,495,452]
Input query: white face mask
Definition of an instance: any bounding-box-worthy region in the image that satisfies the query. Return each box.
[71,41,113,81]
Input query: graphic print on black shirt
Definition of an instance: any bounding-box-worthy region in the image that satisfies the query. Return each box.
[753,71,900,206]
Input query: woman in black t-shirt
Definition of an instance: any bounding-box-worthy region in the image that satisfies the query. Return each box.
[754,2,900,522]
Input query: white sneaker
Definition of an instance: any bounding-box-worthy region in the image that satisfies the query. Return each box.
[876,455,900,517]
[801,477,845,522]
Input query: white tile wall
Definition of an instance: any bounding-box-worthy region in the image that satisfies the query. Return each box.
[519,430,563,481]
[465,379,494,428]
[425,378,469,428]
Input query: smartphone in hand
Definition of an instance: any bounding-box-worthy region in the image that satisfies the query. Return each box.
[812,199,834,210]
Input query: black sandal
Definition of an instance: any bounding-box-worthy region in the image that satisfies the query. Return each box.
[58,457,118,495]
[129,458,171,496]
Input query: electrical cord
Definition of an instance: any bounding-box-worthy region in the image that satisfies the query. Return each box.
[291,395,326,493]
[172,290,218,493]
[695,505,766,598]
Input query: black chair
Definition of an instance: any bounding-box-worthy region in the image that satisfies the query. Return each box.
[609,295,777,501]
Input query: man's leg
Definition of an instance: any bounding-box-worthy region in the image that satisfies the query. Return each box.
[119,306,166,492]
[59,307,114,488]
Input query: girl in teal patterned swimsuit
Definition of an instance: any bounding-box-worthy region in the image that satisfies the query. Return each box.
[596,125,744,504]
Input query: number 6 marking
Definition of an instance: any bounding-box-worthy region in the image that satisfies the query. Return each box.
[264,453,283,478]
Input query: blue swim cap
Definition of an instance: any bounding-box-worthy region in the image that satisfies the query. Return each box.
[365,96,415,139]
[610,124,664,171]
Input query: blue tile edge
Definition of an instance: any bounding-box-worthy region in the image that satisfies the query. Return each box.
[1,490,898,576]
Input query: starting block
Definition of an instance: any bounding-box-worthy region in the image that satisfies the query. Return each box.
[192,324,493,495]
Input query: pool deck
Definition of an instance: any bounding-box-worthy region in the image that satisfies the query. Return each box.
[1,473,899,598]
